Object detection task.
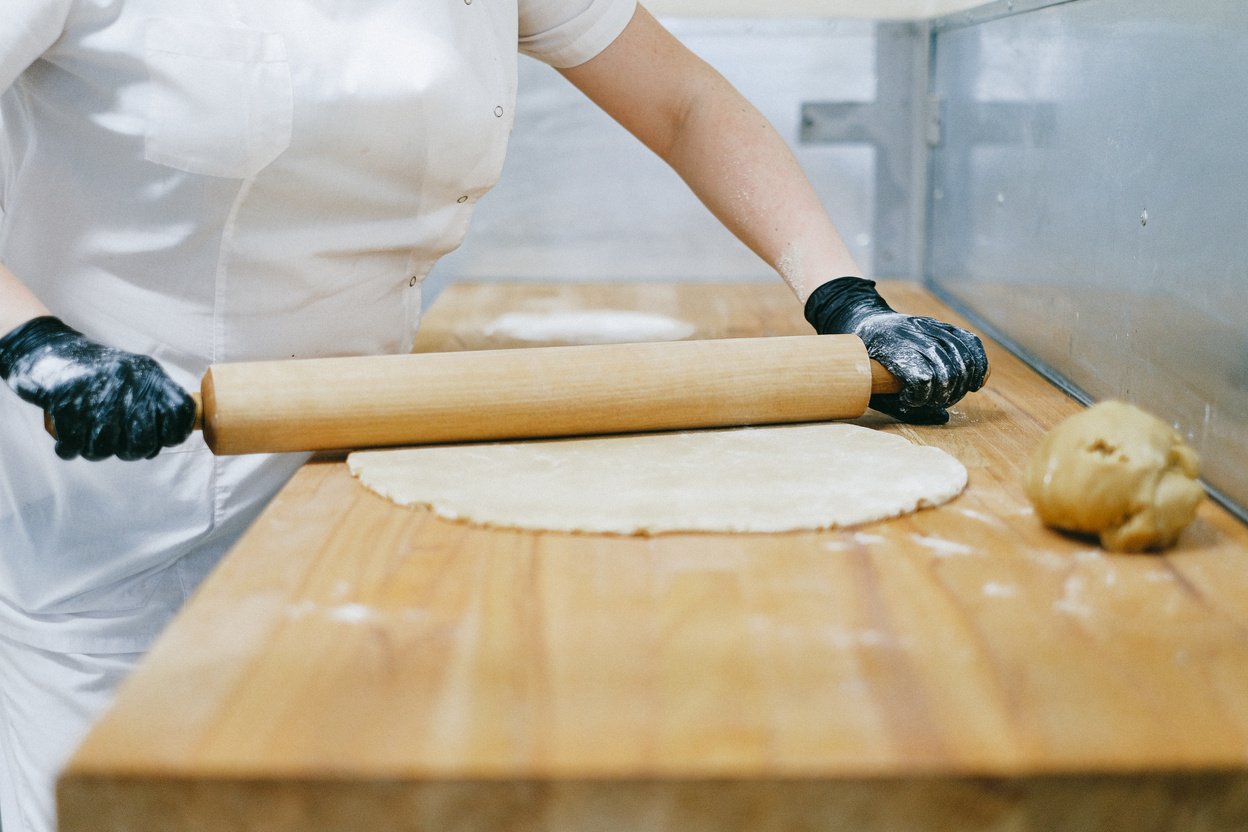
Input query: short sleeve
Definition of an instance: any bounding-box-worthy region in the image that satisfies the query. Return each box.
[1,0,73,93]
[518,0,638,69]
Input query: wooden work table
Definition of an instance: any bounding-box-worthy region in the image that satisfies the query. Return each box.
[61,282,1248,831]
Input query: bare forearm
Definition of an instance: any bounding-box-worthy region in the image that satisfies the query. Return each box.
[0,262,51,335]
[561,7,859,301]
[665,80,858,300]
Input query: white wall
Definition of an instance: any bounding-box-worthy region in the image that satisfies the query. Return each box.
[645,0,988,19]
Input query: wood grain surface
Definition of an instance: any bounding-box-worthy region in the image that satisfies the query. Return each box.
[60,282,1248,831]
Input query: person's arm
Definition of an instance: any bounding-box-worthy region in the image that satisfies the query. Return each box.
[559,6,855,302]
[0,262,195,460]
[560,7,988,423]
[0,262,52,333]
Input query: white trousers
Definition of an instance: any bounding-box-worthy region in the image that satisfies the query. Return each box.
[0,632,141,832]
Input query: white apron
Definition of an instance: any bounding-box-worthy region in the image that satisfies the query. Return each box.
[0,0,637,653]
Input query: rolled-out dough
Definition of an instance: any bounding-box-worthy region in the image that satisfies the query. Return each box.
[347,423,967,535]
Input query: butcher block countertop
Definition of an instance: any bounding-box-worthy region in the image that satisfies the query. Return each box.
[61,282,1248,831]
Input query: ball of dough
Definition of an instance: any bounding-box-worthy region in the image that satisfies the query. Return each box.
[1024,401,1203,552]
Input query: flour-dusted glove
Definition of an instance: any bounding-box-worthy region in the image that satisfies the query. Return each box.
[804,277,988,425]
[0,316,196,461]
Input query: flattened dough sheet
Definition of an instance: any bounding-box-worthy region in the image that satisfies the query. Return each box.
[347,423,967,535]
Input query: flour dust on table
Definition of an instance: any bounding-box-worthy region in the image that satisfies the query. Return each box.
[480,310,696,345]
[347,423,968,535]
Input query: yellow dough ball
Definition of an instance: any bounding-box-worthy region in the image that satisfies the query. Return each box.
[1024,401,1204,552]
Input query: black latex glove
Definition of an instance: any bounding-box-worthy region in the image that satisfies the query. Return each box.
[0,316,195,461]
[805,277,988,425]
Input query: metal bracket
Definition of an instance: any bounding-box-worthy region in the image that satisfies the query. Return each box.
[797,21,929,278]
[925,94,943,148]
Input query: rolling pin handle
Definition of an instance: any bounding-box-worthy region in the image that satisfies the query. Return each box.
[869,360,903,396]
[43,393,205,440]
[186,392,205,431]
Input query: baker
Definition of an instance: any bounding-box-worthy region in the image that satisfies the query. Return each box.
[0,2,988,829]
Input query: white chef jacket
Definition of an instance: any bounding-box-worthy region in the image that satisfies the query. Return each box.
[0,0,637,653]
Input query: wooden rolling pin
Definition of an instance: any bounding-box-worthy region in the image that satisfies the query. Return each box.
[49,335,902,455]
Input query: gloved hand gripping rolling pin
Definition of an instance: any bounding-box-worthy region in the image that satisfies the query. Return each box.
[0,316,195,460]
[805,277,990,424]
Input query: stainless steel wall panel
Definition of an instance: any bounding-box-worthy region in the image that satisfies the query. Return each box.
[927,0,1248,515]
